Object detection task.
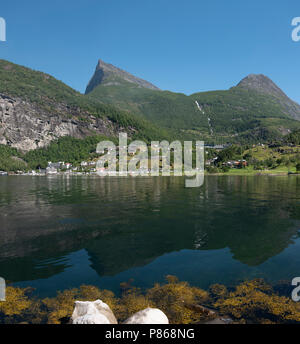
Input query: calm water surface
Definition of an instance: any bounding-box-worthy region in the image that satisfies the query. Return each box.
[0,175,299,297]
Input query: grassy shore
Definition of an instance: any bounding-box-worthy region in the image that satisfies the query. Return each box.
[207,166,299,176]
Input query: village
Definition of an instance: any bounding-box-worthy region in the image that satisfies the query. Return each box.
[1,141,299,176]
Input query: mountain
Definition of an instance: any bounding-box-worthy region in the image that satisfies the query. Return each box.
[236,74,300,121]
[85,59,160,94]
[87,62,300,143]
[1,57,300,162]
[0,59,168,152]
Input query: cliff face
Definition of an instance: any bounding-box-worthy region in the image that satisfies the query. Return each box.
[0,59,157,152]
[0,93,121,151]
[85,59,160,94]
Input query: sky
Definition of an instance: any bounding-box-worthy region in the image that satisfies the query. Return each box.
[0,0,300,102]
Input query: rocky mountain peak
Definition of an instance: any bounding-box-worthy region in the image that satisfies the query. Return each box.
[85,59,160,94]
[236,74,287,98]
[236,74,300,120]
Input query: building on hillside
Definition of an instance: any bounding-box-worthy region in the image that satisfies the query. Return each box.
[62,163,72,169]
[48,162,62,169]
[205,157,218,166]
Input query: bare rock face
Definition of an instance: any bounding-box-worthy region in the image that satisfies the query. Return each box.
[85,59,160,94]
[237,74,288,98]
[123,308,169,324]
[71,300,118,324]
[0,93,125,152]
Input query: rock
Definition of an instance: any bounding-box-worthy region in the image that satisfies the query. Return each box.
[202,318,233,325]
[71,300,118,324]
[85,59,160,94]
[0,93,129,152]
[123,308,169,324]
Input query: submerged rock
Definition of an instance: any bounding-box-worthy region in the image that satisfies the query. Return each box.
[71,300,118,324]
[124,308,169,324]
[202,318,233,325]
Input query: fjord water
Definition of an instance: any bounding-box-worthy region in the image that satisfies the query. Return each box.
[0,175,299,297]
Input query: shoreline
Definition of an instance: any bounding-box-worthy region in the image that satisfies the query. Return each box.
[1,171,299,177]
[1,277,298,324]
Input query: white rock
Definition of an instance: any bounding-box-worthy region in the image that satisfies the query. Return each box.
[72,300,117,324]
[124,308,169,324]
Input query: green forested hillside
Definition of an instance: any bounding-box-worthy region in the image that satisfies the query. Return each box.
[88,82,208,135]
[1,57,300,173]
[0,145,26,172]
[285,129,300,145]
[88,78,300,143]
[23,135,113,169]
[191,88,298,132]
[0,136,105,171]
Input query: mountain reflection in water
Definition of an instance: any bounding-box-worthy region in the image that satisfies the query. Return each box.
[0,175,299,297]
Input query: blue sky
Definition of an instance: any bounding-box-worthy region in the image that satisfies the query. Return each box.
[0,0,300,102]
